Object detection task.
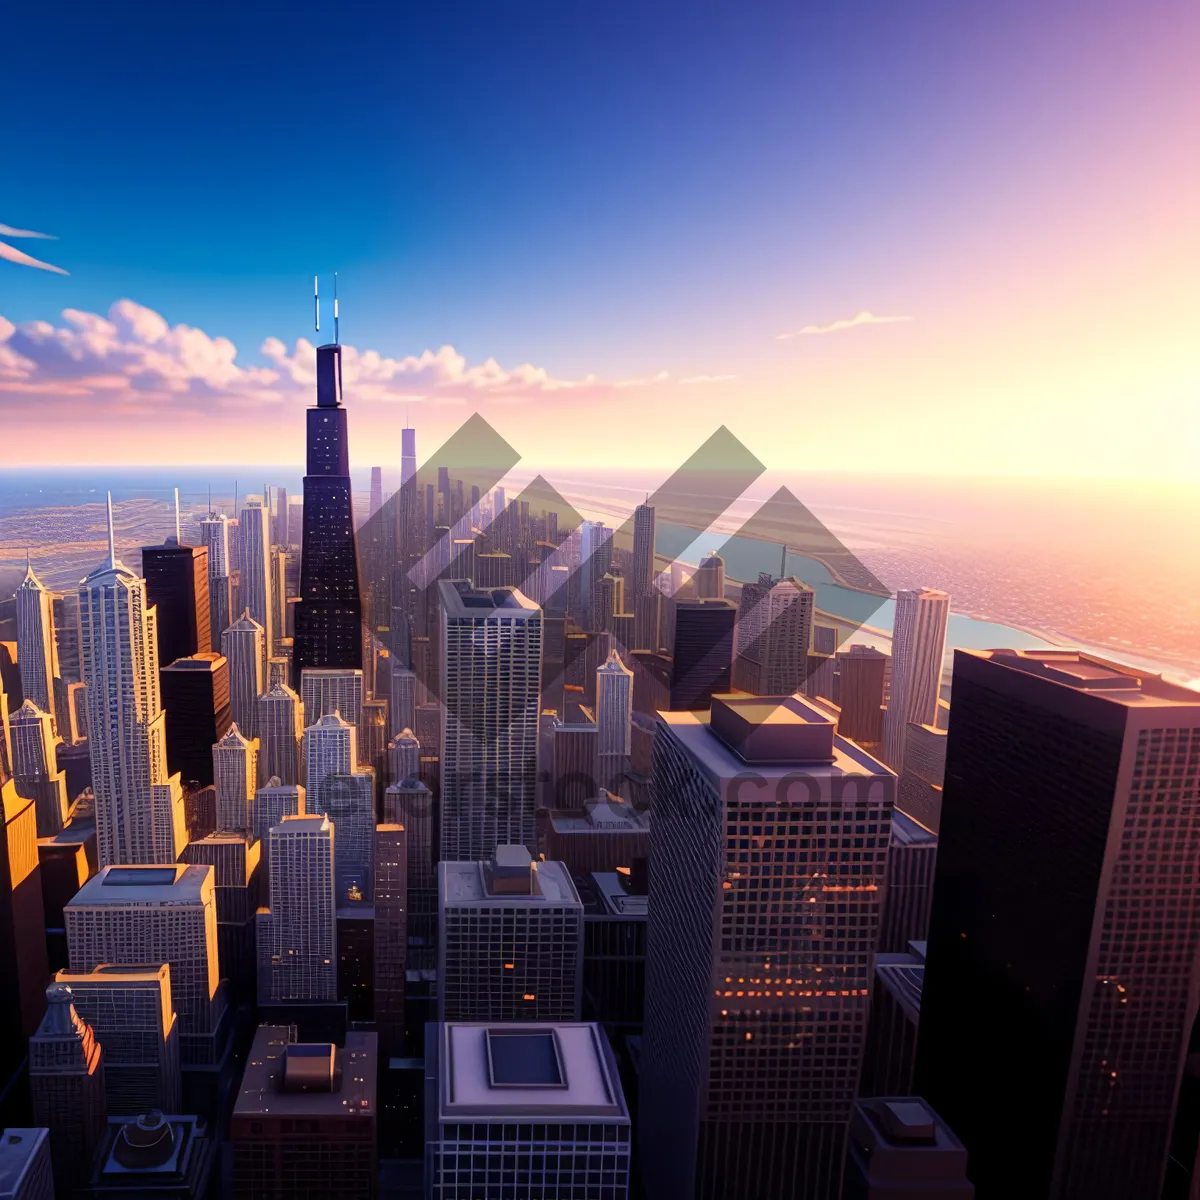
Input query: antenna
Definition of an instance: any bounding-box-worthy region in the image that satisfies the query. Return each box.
[174,487,181,542]
[333,272,339,345]
[106,491,117,567]
[208,483,212,516]
[314,275,320,334]
[780,543,786,580]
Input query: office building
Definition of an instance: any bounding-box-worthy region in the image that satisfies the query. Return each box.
[213,724,258,833]
[596,649,633,793]
[593,572,624,635]
[669,599,737,711]
[142,536,211,665]
[269,545,288,657]
[897,722,946,833]
[300,666,364,735]
[8,700,67,836]
[160,653,232,788]
[294,342,364,675]
[641,695,895,1200]
[221,611,264,740]
[324,771,376,901]
[631,502,657,602]
[79,511,186,867]
[383,778,436,970]
[253,780,305,870]
[878,810,937,952]
[238,501,274,669]
[360,697,387,779]
[881,589,949,773]
[861,946,924,1102]
[439,582,542,860]
[837,645,887,747]
[88,1111,213,1198]
[181,834,261,998]
[65,864,224,1067]
[390,662,416,740]
[55,963,181,1114]
[634,590,662,653]
[387,728,420,786]
[256,680,304,787]
[257,815,337,1003]
[28,981,107,1193]
[199,512,233,643]
[0,1128,53,1200]
[577,869,648,1036]
[844,1098,973,1199]
[425,1021,631,1199]
[304,709,355,811]
[694,552,726,600]
[439,847,583,1022]
[917,649,1200,1200]
[231,1025,377,1200]
[15,560,58,727]
[552,714,598,810]
[750,576,816,695]
[374,823,407,1057]
[543,793,651,876]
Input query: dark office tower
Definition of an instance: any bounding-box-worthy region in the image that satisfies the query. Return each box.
[160,653,232,788]
[272,485,288,546]
[642,695,894,1200]
[368,466,383,519]
[29,982,107,1194]
[631,502,657,600]
[916,649,1200,1200]
[425,482,435,536]
[374,823,406,1058]
[837,645,887,746]
[844,1098,974,1200]
[143,537,211,665]
[401,426,417,486]
[877,810,936,952]
[669,599,737,711]
[287,500,304,548]
[294,343,364,676]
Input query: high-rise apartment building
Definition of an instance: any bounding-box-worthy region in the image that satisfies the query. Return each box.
[631,502,657,601]
[294,343,364,675]
[79,514,185,867]
[8,699,68,836]
[917,649,1200,1200]
[221,611,264,739]
[881,589,949,773]
[199,512,233,640]
[142,536,211,665]
[65,864,224,1067]
[641,695,894,1200]
[300,666,364,741]
[160,653,232,788]
[256,680,304,787]
[669,599,737,712]
[439,582,542,860]
[213,724,258,833]
[304,710,354,812]
[438,847,583,1023]
[55,963,181,1115]
[257,815,336,1003]
[16,559,58,727]
[596,649,633,791]
[740,575,816,695]
[237,501,274,670]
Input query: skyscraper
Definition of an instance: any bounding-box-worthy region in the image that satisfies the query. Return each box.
[843,1098,974,1199]
[388,727,420,784]
[304,710,355,814]
[369,465,383,518]
[881,588,949,773]
[8,698,68,836]
[593,572,625,634]
[693,552,725,600]
[160,653,232,788]
[294,342,364,676]
[252,779,305,883]
[916,649,1200,1200]
[401,426,417,486]
[16,558,58,726]
[836,644,887,747]
[596,648,633,793]
[438,846,584,1022]
[631,501,657,601]
[439,582,543,860]
[641,695,894,1200]
[257,814,337,1003]
[213,725,258,833]
[221,611,264,739]
[669,599,737,711]
[299,666,364,737]
[237,500,274,669]
[199,512,233,641]
[79,504,185,867]
[142,535,211,665]
[373,822,406,1057]
[255,680,304,787]
[737,575,815,695]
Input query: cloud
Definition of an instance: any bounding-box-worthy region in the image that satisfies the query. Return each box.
[0,240,69,275]
[777,310,912,339]
[680,373,737,384]
[0,224,57,240]
[0,298,690,419]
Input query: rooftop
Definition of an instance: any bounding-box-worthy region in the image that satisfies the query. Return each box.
[162,653,225,672]
[891,810,937,847]
[0,1128,49,1195]
[438,1023,628,1121]
[234,1025,377,1117]
[590,871,649,918]
[855,1096,964,1152]
[440,857,580,908]
[439,580,540,618]
[709,694,837,764]
[69,863,212,906]
[876,952,924,1019]
[548,794,651,835]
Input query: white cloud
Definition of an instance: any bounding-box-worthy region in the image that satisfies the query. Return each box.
[680,373,737,384]
[0,240,68,275]
[0,224,58,239]
[777,310,912,339]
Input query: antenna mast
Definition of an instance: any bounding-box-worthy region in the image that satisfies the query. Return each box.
[333,272,339,345]
[174,487,181,542]
[314,275,320,334]
[106,491,117,567]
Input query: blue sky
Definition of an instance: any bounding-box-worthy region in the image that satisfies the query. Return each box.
[2,1,1198,475]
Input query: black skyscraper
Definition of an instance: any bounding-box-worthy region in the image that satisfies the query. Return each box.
[161,652,233,787]
[143,537,211,666]
[294,343,364,676]
[669,599,736,711]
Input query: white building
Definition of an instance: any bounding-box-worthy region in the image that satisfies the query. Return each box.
[8,698,68,836]
[198,512,232,640]
[213,724,258,833]
[882,588,950,772]
[256,681,304,787]
[257,815,336,1003]
[16,558,59,726]
[237,500,274,671]
[595,649,633,782]
[439,582,542,860]
[221,611,264,739]
[79,503,185,867]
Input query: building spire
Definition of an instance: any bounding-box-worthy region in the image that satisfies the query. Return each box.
[106,491,117,567]
[174,487,181,542]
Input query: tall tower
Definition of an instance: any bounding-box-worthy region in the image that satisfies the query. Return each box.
[641,695,894,1200]
[16,558,59,725]
[221,611,264,739]
[238,500,274,668]
[882,588,950,773]
[304,710,355,814]
[213,724,258,833]
[8,699,68,836]
[294,339,364,676]
[735,575,816,696]
[142,535,211,665]
[79,503,185,867]
[669,599,737,711]
[916,649,1200,1200]
[199,512,233,640]
[631,502,657,601]
[693,552,726,600]
[438,582,543,861]
[256,681,304,787]
[401,426,417,486]
[595,649,633,794]
[369,466,383,518]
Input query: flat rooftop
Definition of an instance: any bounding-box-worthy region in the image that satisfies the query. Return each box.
[548,795,650,835]
[659,704,893,786]
[438,1023,628,1121]
[891,810,937,846]
[591,871,648,918]
[68,863,211,907]
[0,1129,48,1195]
[439,580,540,618]
[440,859,580,908]
[234,1025,377,1118]
[876,952,924,1019]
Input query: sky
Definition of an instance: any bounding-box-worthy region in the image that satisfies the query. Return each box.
[2,0,1198,481]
